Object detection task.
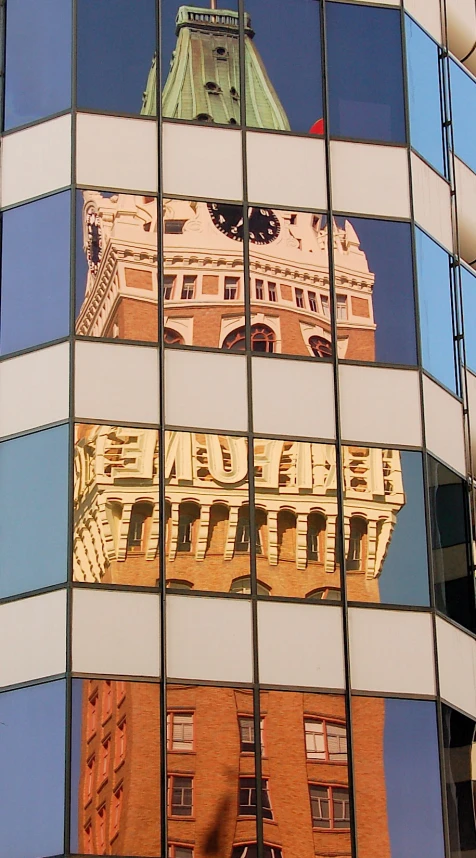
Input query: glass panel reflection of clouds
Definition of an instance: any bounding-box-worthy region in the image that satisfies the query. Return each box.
[1,192,71,356]
[4,0,72,130]
[353,697,445,858]
[442,704,476,857]
[71,679,161,856]
[0,680,66,858]
[73,425,159,587]
[167,685,257,857]
[0,425,69,599]
[259,691,350,857]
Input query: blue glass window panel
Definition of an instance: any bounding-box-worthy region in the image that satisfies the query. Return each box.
[77,0,157,115]
[341,217,417,365]
[0,426,69,599]
[384,699,445,858]
[243,0,323,133]
[415,228,456,392]
[326,3,406,143]
[405,16,444,174]
[378,452,430,607]
[450,59,476,175]
[4,0,72,131]
[0,680,66,858]
[1,192,71,355]
[462,265,476,374]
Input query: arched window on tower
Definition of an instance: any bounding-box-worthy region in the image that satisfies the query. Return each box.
[235,505,262,554]
[177,502,200,553]
[307,512,326,562]
[277,510,296,562]
[309,335,333,358]
[229,576,271,596]
[347,515,367,571]
[206,503,229,554]
[164,327,185,346]
[127,502,153,554]
[222,324,276,353]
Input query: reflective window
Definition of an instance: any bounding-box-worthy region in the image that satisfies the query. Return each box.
[71,679,161,856]
[0,425,69,600]
[326,3,406,143]
[167,685,257,855]
[163,200,244,349]
[0,680,66,858]
[162,0,240,126]
[415,228,456,393]
[75,191,158,343]
[4,0,72,130]
[259,690,350,852]
[343,448,429,606]
[254,439,339,599]
[353,697,445,858]
[405,16,444,174]
[1,192,71,355]
[248,209,330,358]
[335,217,416,366]
[73,425,159,587]
[77,0,157,115]
[165,431,250,593]
[244,0,323,134]
[428,456,476,633]
[442,705,476,857]
[462,265,476,375]
[450,59,476,175]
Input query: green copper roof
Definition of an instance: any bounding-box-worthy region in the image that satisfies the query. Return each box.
[141,5,290,131]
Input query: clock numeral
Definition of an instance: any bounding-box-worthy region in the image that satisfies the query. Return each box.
[260,209,270,216]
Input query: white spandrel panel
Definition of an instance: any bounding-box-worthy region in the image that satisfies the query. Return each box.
[252,356,335,440]
[437,615,476,718]
[77,113,158,193]
[247,132,327,210]
[339,364,422,447]
[0,342,70,439]
[163,122,243,201]
[411,152,453,252]
[331,141,410,219]
[0,590,67,688]
[1,114,71,207]
[422,374,466,476]
[257,601,345,689]
[165,349,248,432]
[349,607,436,695]
[72,589,160,677]
[75,341,159,425]
[167,594,253,682]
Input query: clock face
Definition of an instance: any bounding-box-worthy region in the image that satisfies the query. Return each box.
[207,203,280,245]
[86,209,102,274]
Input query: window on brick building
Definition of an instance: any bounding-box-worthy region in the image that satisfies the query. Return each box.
[111,784,123,836]
[255,279,264,300]
[268,282,277,302]
[232,846,282,858]
[230,577,271,596]
[309,335,332,358]
[181,276,196,299]
[238,716,265,754]
[115,718,127,767]
[169,775,193,816]
[85,754,95,805]
[306,586,341,601]
[309,784,350,829]
[164,327,185,346]
[165,219,186,234]
[235,507,262,554]
[169,847,194,858]
[97,805,106,851]
[321,294,330,317]
[239,777,273,819]
[295,288,305,308]
[222,323,276,353]
[100,736,111,781]
[307,513,326,562]
[127,502,152,553]
[164,275,176,299]
[305,719,347,762]
[84,821,93,854]
[177,503,200,552]
[277,510,296,561]
[336,294,348,320]
[168,712,194,751]
[87,690,98,738]
[224,276,239,300]
[308,291,317,312]
[347,516,367,571]
[102,681,112,722]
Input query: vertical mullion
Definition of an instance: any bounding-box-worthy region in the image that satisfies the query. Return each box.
[320,2,358,856]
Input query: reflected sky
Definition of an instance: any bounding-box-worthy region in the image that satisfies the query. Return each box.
[415,228,456,393]
[0,680,66,858]
[405,16,444,175]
